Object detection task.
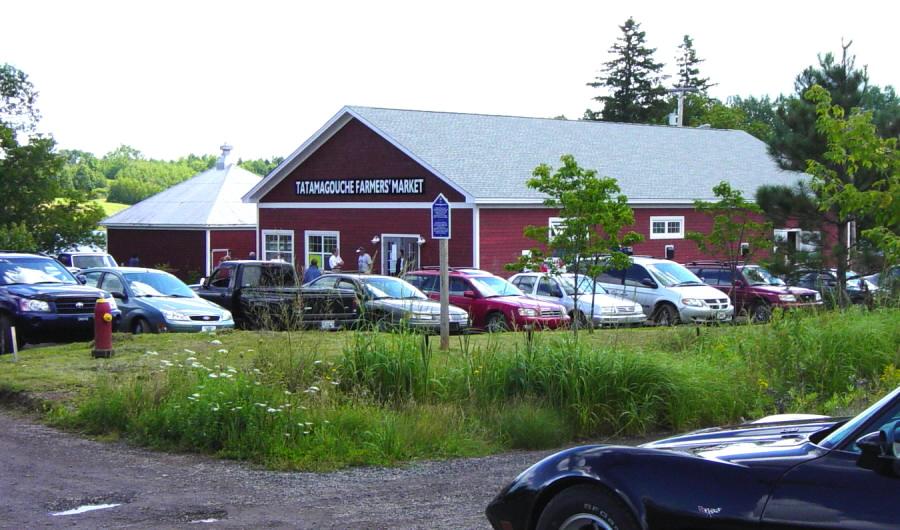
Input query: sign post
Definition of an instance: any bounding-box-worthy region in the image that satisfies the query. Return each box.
[431,194,451,350]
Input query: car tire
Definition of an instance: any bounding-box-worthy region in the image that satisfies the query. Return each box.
[131,318,152,334]
[652,304,679,326]
[749,301,772,323]
[570,310,590,329]
[0,314,24,355]
[536,484,638,530]
[485,312,508,333]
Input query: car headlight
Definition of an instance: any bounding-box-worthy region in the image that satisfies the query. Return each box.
[162,310,191,322]
[19,298,50,312]
[815,292,822,302]
[410,312,434,320]
[518,308,538,317]
[222,310,233,321]
[778,294,797,302]
[681,298,705,307]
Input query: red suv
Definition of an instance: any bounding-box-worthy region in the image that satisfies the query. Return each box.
[403,269,569,332]
[686,262,823,322]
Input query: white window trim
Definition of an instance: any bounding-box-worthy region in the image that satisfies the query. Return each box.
[548,217,566,239]
[304,230,340,269]
[649,216,684,240]
[262,229,295,262]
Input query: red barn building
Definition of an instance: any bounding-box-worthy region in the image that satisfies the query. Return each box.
[102,145,261,280]
[244,107,805,276]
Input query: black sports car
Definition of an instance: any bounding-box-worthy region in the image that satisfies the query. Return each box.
[486,386,900,529]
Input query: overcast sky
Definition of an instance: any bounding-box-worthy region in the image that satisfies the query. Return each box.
[3,0,898,161]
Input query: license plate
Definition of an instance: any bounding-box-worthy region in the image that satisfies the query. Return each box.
[320,320,336,330]
[717,311,729,320]
[78,317,89,322]
[201,325,216,332]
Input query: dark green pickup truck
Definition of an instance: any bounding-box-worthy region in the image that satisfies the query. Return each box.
[193,260,358,330]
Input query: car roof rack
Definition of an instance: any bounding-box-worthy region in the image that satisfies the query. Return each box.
[418,266,486,274]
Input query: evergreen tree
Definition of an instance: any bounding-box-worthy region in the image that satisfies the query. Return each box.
[585,17,668,123]
[675,35,713,92]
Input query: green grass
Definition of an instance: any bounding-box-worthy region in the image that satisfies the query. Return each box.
[4,308,899,471]
[95,199,130,216]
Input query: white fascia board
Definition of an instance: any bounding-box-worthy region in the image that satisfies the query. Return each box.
[259,202,474,209]
[346,108,475,203]
[242,108,355,203]
[103,224,256,230]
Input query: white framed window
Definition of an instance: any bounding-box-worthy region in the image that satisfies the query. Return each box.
[262,230,294,264]
[304,230,340,270]
[649,216,684,239]
[548,217,567,238]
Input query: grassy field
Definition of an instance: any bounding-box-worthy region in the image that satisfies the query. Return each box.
[2,308,898,471]
[95,199,130,216]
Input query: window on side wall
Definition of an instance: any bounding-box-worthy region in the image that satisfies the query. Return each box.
[649,216,684,239]
[304,231,339,271]
[262,230,294,264]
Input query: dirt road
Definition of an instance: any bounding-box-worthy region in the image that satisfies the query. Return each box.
[0,409,557,529]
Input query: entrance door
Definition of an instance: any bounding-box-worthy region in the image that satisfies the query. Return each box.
[381,235,420,276]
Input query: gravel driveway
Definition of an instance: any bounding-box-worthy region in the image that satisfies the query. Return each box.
[1,409,598,529]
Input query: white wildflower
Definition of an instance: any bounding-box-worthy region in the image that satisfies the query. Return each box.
[284,390,292,395]
[184,349,196,354]
[208,373,219,378]
[209,340,222,345]
[267,407,279,413]
[217,349,228,354]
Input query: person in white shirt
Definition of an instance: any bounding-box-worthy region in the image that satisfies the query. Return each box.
[357,247,372,274]
[328,248,344,271]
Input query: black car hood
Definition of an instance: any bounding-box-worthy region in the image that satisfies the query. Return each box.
[641,415,842,462]
[1,283,107,299]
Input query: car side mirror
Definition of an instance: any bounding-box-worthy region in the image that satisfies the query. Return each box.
[76,274,87,285]
[463,290,476,299]
[111,291,127,301]
[640,278,657,288]
[734,279,746,288]
[856,420,900,476]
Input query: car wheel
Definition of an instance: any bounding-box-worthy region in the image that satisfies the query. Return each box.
[485,312,508,333]
[131,318,152,334]
[0,314,24,355]
[652,304,679,326]
[570,310,590,329]
[750,301,772,323]
[536,484,638,530]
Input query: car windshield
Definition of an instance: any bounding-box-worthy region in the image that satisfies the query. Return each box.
[124,272,196,298]
[560,275,607,295]
[646,262,704,287]
[469,276,523,297]
[362,277,427,300]
[743,266,786,286]
[0,257,77,286]
[72,255,115,269]
[820,386,900,451]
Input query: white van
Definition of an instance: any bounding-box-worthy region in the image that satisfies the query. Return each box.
[594,256,733,325]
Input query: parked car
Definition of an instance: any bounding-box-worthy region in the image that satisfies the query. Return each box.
[789,268,879,305]
[0,252,121,353]
[403,268,569,332]
[302,273,469,333]
[80,267,234,333]
[865,265,899,295]
[56,251,117,273]
[594,256,734,325]
[487,385,900,530]
[509,272,645,327]
[686,261,822,322]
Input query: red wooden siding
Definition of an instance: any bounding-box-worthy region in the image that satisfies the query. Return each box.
[478,207,774,276]
[209,229,256,261]
[261,118,465,203]
[108,228,205,280]
[259,207,473,274]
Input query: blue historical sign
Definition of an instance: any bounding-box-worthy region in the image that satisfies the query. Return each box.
[431,194,451,239]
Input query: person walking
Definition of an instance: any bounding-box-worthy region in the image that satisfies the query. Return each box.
[126,254,140,266]
[395,249,406,276]
[357,247,372,274]
[302,258,322,284]
[328,248,344,272]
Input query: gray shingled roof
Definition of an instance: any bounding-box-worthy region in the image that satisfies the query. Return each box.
[102,162,261,228]
[346,106,802,202]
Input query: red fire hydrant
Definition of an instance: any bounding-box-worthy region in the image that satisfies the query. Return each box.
[92,298,115,358]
